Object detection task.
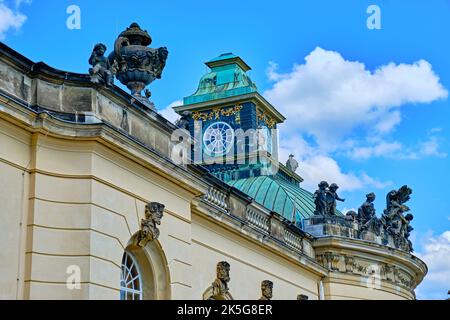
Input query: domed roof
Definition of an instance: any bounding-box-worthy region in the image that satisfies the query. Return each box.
[227,175,318,222]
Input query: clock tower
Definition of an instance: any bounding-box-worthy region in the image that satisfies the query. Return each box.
[174,53,288,181]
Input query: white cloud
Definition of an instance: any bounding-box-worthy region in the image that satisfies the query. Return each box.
[14,0,31,8]
[375,110,402,134]
[299,155,391,192]
[418,136,447,158]
[415,231,450,300]
[265,47,448,151]
[0,1,28,40]
[158,100,182,123]
[348,141,403,160]
[347,135,448,160]
[298,155,365,191]
[278,135,392,192]
[265,47,448,191]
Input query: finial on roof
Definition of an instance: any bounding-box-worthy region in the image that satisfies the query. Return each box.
[286,154,298,172]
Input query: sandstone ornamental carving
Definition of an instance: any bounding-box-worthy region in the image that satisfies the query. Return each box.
[258,280,273,300]
[137,202,165,247]
[203,261,233,300]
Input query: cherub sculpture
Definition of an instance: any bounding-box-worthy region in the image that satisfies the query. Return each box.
[88,43,114,87]
[313,181,329,215]
[381,186,412,234]
[325,183,345,215]
[381,185,414,250]
[403,213,414,252]
[358,192,381,235]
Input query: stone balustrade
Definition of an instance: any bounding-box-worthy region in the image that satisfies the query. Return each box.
[245,207,270,233]
[203,186,229,211]
[303,215,413,252]
[284,228,304,252]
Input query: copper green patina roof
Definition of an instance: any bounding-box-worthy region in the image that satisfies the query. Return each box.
[183,53,257,105]
[227,175,317,222]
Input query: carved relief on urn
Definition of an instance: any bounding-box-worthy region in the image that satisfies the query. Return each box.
[109,22,168,108]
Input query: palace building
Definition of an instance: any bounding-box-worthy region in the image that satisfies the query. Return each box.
[0,23,427,300]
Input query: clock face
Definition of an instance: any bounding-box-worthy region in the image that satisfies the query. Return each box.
[203,121,234,156]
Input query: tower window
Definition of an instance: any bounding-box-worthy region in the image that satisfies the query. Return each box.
[120,252,142,300]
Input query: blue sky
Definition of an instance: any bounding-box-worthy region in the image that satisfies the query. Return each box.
[1,0,449,299]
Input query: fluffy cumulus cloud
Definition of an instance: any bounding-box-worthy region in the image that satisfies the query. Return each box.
[415,231,450,300]
[277,134,392,191]
[265,47,448,149]
[346,135,447,160]
[265,47,448,191]
[0,0,29,40]
[159,100,182,123]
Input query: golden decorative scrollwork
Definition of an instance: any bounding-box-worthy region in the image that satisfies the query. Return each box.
[192,105,243,123]
[256,108,276,128]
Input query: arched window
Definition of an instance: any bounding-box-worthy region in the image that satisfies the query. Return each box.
[120,252,142,300]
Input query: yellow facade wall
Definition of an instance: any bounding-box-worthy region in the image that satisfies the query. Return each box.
[0,121,31,299]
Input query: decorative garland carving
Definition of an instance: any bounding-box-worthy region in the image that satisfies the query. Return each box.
[344,255,356,273]
[316,253,416,289]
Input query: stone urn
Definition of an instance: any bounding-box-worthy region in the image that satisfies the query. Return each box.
[109,23,168,107]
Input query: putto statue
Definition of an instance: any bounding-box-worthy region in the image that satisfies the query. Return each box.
[313,181,345,216]
[258,280,273,300]
[326,183,345,215]
[358,192,381,236]
[203,261,233,300]
[88,43,114,87]
[381,185,414,252]
[137,202,165,247]
[286,154,299,173]
[313,181,329,215]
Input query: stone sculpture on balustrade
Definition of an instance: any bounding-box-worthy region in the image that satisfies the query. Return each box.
[381,185,414,252]
[358,192,382,236]
[310,178,415,253]
[89,43,114,87]
[313,181,345,216]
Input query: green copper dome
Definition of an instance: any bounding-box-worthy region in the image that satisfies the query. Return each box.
[183,53,257,105]
[227,175,317,222]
